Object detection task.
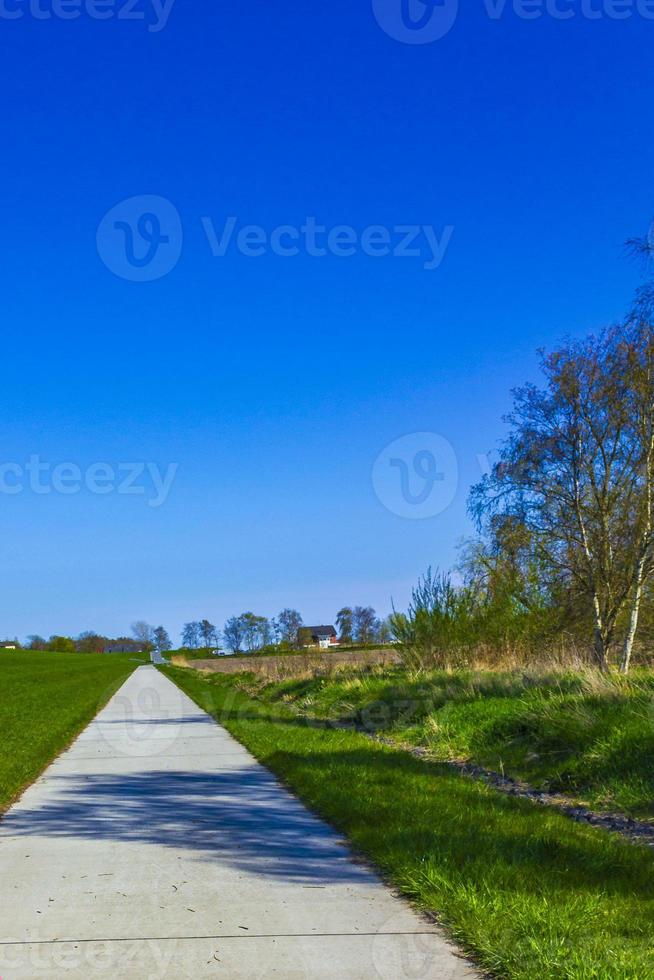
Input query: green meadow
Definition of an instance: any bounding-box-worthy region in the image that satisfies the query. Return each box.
[0,650,142,810]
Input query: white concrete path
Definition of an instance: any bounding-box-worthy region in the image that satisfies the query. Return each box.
[0,666,477,979]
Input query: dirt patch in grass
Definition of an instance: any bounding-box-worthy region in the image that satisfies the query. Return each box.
[178,648,401,677]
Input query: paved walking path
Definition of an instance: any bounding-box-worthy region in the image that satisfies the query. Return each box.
[0,666,476,979]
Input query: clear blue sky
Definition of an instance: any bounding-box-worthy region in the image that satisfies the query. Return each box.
[1,2,652,642]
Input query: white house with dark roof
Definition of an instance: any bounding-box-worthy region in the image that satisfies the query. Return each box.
[297,625,339,649]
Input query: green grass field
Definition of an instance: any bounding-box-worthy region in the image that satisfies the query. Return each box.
[163,665,654,980]
[0,650,143,810]
[233,666,654,820]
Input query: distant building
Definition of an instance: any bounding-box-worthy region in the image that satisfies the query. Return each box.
[104,641,143,654]
[0,642,17,650]
[297,625,339,649]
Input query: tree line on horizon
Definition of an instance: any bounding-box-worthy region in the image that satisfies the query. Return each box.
[179,606,393,654]
[2,606,393,656]
[3,623,172,655]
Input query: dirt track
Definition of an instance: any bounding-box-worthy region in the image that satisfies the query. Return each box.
[183,648,400,675]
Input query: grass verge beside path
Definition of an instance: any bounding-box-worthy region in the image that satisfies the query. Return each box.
[163,666,654,980]
[0,651,143,810]
[235,666,654,821]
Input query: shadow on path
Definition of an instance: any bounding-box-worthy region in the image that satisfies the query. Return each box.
[0,767,370,886]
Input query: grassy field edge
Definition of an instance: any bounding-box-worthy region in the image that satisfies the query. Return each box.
[0,653,143,813]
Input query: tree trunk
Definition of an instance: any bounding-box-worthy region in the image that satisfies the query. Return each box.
[593,627,609,672]
[590,591,610,672]
[621,557,646,674]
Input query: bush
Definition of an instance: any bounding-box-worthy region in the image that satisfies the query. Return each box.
[391,568,575,670]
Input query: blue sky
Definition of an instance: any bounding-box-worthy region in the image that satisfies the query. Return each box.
[1,1,652,641]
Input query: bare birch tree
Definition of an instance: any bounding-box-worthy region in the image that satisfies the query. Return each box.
[471,325,654,671]
[617,319,654,671]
